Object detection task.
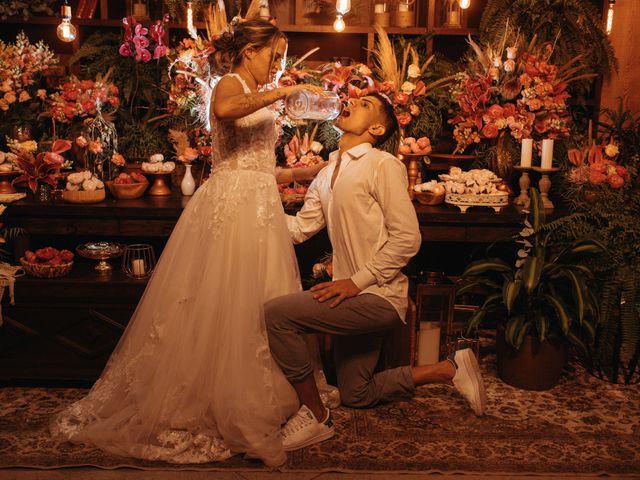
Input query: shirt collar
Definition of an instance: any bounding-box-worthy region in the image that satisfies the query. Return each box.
[330,142,373,162]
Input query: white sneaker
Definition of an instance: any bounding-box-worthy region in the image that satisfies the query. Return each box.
[281,405,335,451]
[452,348,487,416]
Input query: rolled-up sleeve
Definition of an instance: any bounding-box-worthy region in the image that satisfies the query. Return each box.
[286,178,326,244]
[350,158,421,287]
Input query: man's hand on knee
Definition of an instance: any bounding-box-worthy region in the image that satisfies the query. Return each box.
[310,279,361,308]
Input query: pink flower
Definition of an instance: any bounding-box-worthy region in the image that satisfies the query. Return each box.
[487,104,504,120]
[88,140,103,154]
[482,123,499,138]
[409,104,420,116]
[396,112,412,126]
[36,89,47,99]
[111,152,126,166]
[18,90,31,102]
[119,43,133,57]
[589,170,607,185]
[394,92,409,106]
[607,174,625,188]
[75,136,88,148]
[3,92,16,104]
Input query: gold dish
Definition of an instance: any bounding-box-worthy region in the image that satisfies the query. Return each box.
[76,242,126,272]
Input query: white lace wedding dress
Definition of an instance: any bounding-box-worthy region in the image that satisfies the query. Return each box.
[50,73,306,467]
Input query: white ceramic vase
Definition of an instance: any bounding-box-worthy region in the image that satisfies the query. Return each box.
[180,164,196,196]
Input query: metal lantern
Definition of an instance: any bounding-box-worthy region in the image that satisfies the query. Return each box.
[443,0,462,28]
[83,103,118,182]
[415,272,457,364]
[122,244,157,279]
[127,0,150,20]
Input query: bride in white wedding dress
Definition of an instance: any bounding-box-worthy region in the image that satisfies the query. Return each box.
[51,19,329,467]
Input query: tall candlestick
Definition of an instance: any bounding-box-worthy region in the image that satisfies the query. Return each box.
[541,139,554,169]
[520,138,533,167]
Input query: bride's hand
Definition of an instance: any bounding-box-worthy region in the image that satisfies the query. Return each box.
[283,83,326,97]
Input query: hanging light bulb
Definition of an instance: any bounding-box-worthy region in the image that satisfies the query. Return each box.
[56,0,77,43]
[334,0,350,31]
[606,0,615,35]
[336,0,351,15]
[186,0,198,39]
[458,0,471,9]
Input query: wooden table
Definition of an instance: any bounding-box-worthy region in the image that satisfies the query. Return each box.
[3,192,533,242]
[0,194,550,382]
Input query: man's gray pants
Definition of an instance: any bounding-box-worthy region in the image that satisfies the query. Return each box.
[265,291,415,408]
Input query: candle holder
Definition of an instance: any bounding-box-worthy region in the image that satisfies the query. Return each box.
[398,153,422,199]
[532,166,560,210]
[122,244,156,279]
[513,165,532,208]
[145,172,172,196]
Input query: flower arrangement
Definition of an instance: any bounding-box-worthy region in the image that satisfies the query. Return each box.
[283,127,325,169]
[567,142,629,190]
[368,27,452,151]
[0,0,56,20]
[319,61,373,100]
[119,15,170,63]
[49,72,120,125]
[0,32,58,143]
[12,139,71,193]
[448,25,594,154]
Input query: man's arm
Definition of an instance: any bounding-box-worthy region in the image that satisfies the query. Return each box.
[350,156,422,290]
[286,176,327,244]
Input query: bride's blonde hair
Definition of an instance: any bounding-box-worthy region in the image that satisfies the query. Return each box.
[210,20,285,73]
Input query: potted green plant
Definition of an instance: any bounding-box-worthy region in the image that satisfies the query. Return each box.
[556,99,640,384]
[458,188,604,390]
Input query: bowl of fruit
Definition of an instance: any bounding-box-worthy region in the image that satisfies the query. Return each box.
[20,247,74,278]
[106,172,149,199]
[413,180,446,205]
[398,136,432,157]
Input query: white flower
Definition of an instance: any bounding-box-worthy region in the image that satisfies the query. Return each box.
[358,64,372,76]
[504,59,516,73]
[312,263,326,278]
[149,153,164,163]
[506,47,517,60]
[310,141,323,154]
[492,57,502,68]
[401,81,416,95]
[407,64,421,79]
[605,143,619,157]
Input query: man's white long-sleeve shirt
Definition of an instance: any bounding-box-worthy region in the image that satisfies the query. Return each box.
[286,142,422,321]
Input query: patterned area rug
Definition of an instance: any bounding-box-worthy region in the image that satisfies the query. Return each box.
[1,355,639,476]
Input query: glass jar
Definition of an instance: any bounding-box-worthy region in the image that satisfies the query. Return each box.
[393,0,415,28]
[373,1,390,27]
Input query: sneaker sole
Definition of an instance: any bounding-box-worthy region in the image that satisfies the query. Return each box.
[458,349,487,416]
[283,428,335,451]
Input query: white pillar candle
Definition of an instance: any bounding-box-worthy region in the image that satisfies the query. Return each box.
[449,10,460,25]
[131,258,146,276]
[398,3,410,11]
[520,138,533,167]
[417,321,440,366]
[374,3,385,13]
[541,138,554,169]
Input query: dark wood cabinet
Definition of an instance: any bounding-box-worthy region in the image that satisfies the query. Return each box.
[1,193,534,381]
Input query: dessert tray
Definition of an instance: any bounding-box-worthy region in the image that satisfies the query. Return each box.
[445,192,509,213]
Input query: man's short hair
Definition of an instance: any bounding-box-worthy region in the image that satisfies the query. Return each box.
[367,92,399,146]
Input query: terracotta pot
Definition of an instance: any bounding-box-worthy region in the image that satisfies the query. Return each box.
[496,328,567,391]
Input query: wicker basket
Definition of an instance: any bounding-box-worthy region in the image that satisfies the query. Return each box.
[414,191,445,206]
[105,181,148,199]
[20,257,73,278]
[62,189,106,204]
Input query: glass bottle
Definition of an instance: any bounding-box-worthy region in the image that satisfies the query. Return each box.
[284,90,343,121]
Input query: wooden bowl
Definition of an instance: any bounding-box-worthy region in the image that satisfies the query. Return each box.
[414,191,445,206]
[106,180,148,199]
[20,257,73,278]
[62,189,106,204]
